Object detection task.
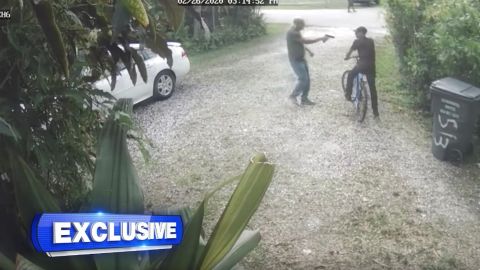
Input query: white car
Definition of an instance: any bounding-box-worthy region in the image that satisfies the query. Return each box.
[94,42,190,105]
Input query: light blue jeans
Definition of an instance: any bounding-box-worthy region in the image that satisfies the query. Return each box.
[289,59,310,101]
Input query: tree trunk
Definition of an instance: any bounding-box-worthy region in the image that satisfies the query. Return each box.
[212,7,216,31]
[193,6,202,39]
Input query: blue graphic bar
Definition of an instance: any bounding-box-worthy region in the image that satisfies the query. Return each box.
[31,213,183,257]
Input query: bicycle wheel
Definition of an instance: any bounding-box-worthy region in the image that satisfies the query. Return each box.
[341,70,349,95]
[357,79,369,123]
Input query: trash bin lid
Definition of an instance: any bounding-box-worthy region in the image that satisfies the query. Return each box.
[431,77,480,100]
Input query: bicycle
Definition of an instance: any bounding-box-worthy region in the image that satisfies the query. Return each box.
[341,56,370,123]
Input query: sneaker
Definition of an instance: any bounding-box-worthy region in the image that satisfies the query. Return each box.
[289,95,299,106]
[301,99,316,106]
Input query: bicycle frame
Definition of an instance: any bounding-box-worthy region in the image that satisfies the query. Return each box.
[342,56,370,122]
[352,73,367,109]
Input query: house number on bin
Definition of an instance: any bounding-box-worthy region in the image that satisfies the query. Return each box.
[434,99,460,149]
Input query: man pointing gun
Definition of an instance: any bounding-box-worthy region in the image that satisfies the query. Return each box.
[287,18,332,106]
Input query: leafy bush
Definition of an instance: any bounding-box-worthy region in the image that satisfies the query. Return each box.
[167,7,267,54]
[0,0,184,208]
[385,0,480,108]
[1,0,109,211]
[425,0,480,86]
[1,0,178,258]
[384,0,431,106]
[384,0,428,66]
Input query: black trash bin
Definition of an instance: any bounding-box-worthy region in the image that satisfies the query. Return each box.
[430,77,480,162]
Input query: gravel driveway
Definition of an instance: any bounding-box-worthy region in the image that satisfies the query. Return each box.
[132,27,480,269]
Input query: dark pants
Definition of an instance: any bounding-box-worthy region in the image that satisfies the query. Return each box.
[346,65,379,116]
[348,0,355,11]
[289,59,310,101]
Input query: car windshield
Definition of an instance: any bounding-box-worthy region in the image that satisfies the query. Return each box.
[116,62,125,71]
[141,48,156,60]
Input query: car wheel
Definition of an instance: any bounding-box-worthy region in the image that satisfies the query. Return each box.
[153,70,176,100]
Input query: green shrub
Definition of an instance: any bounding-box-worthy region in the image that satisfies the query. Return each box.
[384,0,430,106]
[384,0,428,67]
[426,0,480,86]
[385,0,480,108]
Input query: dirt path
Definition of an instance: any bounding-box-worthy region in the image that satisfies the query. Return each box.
[132,28,480,269]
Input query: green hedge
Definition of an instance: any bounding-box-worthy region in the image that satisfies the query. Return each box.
[385,0,480,108]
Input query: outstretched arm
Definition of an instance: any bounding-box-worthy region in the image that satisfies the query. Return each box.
[301,35,330,44]
[345,40,358,60]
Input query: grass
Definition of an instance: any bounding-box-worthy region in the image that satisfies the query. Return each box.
[376,38,436,134]
[376,37,421,111]
[188,23,288,68]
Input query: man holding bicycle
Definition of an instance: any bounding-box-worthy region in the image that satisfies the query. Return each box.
[287,18,331,106]
[344,26,379,118]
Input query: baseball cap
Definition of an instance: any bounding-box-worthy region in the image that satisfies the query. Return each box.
[293,18,305,25]
[354,26,367,34]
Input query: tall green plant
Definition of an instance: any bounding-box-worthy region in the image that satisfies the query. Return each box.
[0,98,275,270]
[158,154,274,270]
[0,0,183,209]
[0,0,184,262]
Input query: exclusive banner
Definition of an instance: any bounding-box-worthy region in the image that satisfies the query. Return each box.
[31,213,183,257]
